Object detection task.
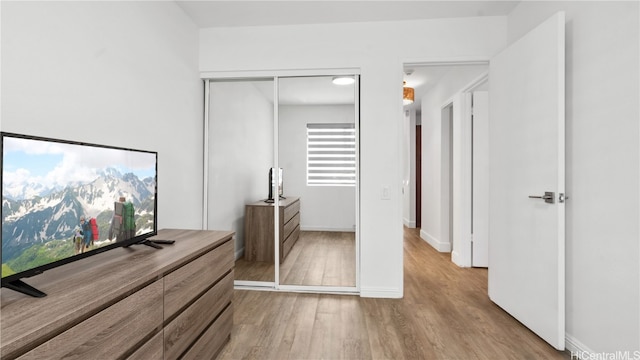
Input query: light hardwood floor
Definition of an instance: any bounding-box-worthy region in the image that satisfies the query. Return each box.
[234,231,356,286]
[280,231,355,287]
[219,227,569,359]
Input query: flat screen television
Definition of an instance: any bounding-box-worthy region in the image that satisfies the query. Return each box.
[265,167,284,203]
[1,132,158,297]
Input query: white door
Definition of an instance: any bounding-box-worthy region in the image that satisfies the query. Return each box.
[472,91,489,268]
[488,12,565,350]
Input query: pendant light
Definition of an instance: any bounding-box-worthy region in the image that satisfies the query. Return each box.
[403,81,414,105]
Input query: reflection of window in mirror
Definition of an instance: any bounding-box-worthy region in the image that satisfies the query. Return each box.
[306,123,356,187]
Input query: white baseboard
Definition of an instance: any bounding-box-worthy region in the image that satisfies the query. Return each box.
[565,333,595,359]
[420,229,451,252]
[300,226,356,232]
[403,218,416,228]
[235,247,244,261]
[360,286,402,298]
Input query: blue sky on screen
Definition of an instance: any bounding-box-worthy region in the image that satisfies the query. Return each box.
[3,151,61,177]
[3,136,155,190]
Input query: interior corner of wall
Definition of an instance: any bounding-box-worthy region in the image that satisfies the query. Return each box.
[403,218,416,228]
[565,333,595,358]
[235,246,244,261]
[420,229,451,253]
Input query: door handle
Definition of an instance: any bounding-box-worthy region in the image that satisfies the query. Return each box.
[528,191,555,204]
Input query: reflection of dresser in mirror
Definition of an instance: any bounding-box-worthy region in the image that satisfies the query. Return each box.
[244,197,300,263]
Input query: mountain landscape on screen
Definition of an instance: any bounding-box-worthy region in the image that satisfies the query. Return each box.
[2,135,156,278]
[2,168,155,276]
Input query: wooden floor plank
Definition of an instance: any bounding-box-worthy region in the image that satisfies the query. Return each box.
[217,227,569,359]
[235,231,356,286]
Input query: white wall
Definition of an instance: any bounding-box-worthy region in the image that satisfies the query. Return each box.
[507,1,640,353]
[279,105,356,231]
[200,17,506,297]
[207,81,274,257]
[1,1,203,230]
[419,66,488,253]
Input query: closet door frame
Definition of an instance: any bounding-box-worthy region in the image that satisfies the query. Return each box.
[202,68,361,295]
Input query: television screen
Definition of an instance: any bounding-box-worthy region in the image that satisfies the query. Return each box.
[266,167,283,203]
[1,132,157,296]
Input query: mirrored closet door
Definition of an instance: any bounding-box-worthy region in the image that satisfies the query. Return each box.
[206,78,275,283]
[205,73,359,291]
[277,76,357,288]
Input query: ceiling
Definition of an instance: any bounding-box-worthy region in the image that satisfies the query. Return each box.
[185,1,516,108]
[278,76,355,105]
[236,76,356,105]
[175,1,519,28]
[403,63,488,111]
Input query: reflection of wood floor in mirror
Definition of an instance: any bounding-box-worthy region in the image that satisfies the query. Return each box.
[234,231,356,287]
[234,256,274,282]
[281,231,356,287]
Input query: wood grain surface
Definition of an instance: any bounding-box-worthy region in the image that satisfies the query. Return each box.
[164,272,233,359]
[1,229,234,359]
[181,305,233,360]
[18,280,163,360]
[164,239,233,320]
[235,230,355,286]
[244,197,300,263]
[126,331,163,360]
[218,227,570,359]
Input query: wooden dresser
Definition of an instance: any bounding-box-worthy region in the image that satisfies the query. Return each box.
[244,197,300,263]
[0,229,234,360]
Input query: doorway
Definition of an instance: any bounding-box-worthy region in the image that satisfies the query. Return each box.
[402,12,566,351]
[416,124,421,228]
[403,63,488,265]
[443,103,453,253]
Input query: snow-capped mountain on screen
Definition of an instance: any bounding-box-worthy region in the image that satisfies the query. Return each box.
[2,168,155,263]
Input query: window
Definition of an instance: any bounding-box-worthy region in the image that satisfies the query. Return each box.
[306,123,356,186]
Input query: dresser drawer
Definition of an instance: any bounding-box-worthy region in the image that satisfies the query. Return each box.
[126,331,163,360]
[181,304,233,360]
[18,280,163,360]
[164,272,233,360]
[283,199,300,224]
[282,225,300,261]
[164,240,234,319]
[283,212,300,240]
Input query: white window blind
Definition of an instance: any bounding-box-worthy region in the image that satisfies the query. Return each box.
[307,123,356,186]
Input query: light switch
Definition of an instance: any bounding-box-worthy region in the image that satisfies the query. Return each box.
[381,186,390,200]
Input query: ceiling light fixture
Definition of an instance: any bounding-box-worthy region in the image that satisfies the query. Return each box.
[403,81,414,105]
[332,76,354,85]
